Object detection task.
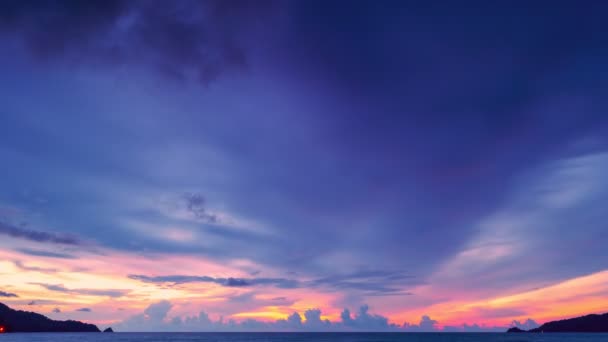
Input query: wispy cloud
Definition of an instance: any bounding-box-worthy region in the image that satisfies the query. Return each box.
[128,274,298,289]
[129,269,418,296]
[16,248,78,259]
[0,221,80,245]
[32,283,128,298]
[13,260,59,273]
[0,290,18,298]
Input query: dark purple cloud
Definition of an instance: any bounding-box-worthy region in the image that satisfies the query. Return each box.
[32,283,128,298]
[0,290,18,298]
[183,192,218,223]
[0,221,80,245]
[13,260,59,273]
[16,248,78,259]
[129,270,418,296]
[127,274,298,289]
[0,0,282,84]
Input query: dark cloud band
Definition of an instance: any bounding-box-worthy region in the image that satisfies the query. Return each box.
[0,221,80,245]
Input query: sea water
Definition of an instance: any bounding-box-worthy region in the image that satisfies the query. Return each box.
[1,333,607,342]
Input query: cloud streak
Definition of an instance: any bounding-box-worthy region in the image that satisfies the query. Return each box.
[128,274,298,289]
[128,270,418,296]
[0,290,18,298]
[32,283,128,298]
[0,221,80,245]
[13,260,59,273]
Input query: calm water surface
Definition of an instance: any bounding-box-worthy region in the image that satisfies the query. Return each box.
[1,333,607,342]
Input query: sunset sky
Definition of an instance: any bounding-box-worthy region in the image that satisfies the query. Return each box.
[1,0,608,332]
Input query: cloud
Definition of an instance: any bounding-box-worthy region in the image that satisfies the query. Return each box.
[128,270,417,295]
[128,274,298,289]
[52,307,61,313]
[511,318,539,330]
[32,283,128,298]
[430,152,608,296]
[144,300,172,321]
[183,192,218,223]
[117,301,446,332]
[437,317,538,332]
[341,305,394,330]
[76,307,92,312]
[16,248,77,259]
[469,307,527,319]
[13,260,59,273]
[116,300,538,332]
[443,323,505,332]
[310,270,419,296]
[118,300,173,331]
[0,0,282,85]
[0,221,80,245]
[403,315,439,332]
[0,290,18,298]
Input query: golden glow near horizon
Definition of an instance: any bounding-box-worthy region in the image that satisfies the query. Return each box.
[1,234,608,329]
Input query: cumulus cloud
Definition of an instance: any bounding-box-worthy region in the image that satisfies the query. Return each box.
[119,301,506,332]
[0,290,18,298]
[115,300,540,332]
[511,318,539,330]
[117,300,173,331]
[32,283,128,298]
[144,300,173,321]
[341,305,396,330]
[0,221,80,245]
[402,315,438,332]
[303,309,331,329]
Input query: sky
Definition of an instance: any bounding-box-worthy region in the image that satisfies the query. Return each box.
[1,0,608,332]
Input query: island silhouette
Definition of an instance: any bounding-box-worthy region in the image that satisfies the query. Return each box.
[507,312,608,333]
[0,302,100,333]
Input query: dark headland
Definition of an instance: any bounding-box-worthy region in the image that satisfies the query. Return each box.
[0,302,100,333]
[507,312,608,333]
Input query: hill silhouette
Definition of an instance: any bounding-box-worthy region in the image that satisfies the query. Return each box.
[508,312,608,333]
[0,302,100,333]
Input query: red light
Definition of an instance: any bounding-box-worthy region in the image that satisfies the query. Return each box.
[0,326,5,333]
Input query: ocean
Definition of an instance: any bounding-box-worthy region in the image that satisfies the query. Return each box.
[0,333,607,342]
